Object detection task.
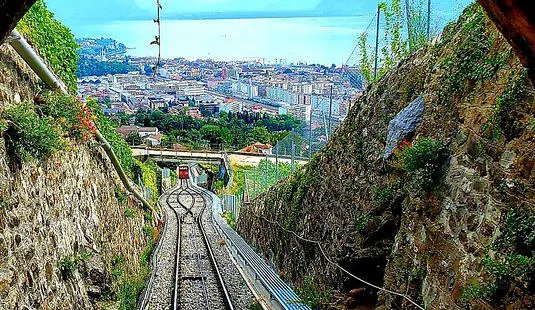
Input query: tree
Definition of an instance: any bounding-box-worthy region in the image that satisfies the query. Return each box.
[126,132,142,146]
[247,126,271,144]
[200,125,231,147]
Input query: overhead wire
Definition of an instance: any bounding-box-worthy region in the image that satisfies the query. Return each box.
[255,214,426,310]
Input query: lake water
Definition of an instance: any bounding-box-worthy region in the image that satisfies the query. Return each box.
[71,7,467,66]
[73,16,371,66]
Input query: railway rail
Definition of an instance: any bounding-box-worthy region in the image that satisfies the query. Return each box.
[140,180,234,310]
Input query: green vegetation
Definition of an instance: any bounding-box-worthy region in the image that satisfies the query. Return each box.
[493,209,535,252]
[436,3,515,109]
[461,208,535,306]
[125,110,305,150]
[397,138,445,172]
[483,70,528,141]
[90,99,137,177]
[461,281,497,304]
[124,208,135,218]
[118,273,148,310]
[221,210,237,229]
[0,119,8,132]
[221,164,252,197]
[372,185,395,207]
[170,170,178,187]
[248,301,263,310]
[115,188,128,206]
[92,99,162,206]
[17,0,78,94]
[77,58,138,77]
[111,223,156,309]
[2,102,65,162]
[359,0,430,83]
[245,160,293,200]
[394,138,449,191]
[57,250,91,280]
[141,225,157,267]
[0,199,7,209]
[482,253,535,280]
[296,276,332,309]
[135,159,160,205]
[41,92,96,141]
[354,213,371,232]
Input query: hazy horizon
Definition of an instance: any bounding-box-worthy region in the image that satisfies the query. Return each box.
[44,0,473,66]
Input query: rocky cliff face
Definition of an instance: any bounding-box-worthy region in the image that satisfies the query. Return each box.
[238,4,534,310]
[0,46,155,309]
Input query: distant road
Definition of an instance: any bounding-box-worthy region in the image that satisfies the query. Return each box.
[131,147,308,166]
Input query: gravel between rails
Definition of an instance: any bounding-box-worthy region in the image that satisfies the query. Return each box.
[144,187,181,310]
[193,186,255,310]
[142,181,255,310]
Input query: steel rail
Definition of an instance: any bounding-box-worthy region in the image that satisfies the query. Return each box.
[171,180,188,310]
[179,185,212,310]
[139,185,175,310]
[184,184,235,310]
[195,185,310,310]
[191,185,235,310]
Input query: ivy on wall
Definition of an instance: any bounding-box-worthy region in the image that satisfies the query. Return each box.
[17,0,78,94]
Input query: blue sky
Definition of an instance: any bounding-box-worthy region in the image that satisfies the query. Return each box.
[46,0,473,22]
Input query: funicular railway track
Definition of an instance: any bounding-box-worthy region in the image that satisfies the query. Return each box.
[142,178,235,310]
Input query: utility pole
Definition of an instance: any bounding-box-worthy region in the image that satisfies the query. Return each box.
[291,131,295,173]
[327,85,333,138]
[263,153,268,190]
[275,145,279,181]
[405,0,411,49]
[374,4,381,79]
[427,0,431,40]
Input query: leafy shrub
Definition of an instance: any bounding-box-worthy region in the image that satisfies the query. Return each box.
[57,250,91,280]
[88,99,137,177]
[372,185,395,207]
[296,276,332,309]
[40,92,96,142]
[397,138,446,172]
[17,0,79,94]
[395,138,449,191]
[493,209,535,252]
[141,225,157,267]
[118,273,147,310]
[0,119,7,132]
[354,213,371,232]
[482,254,535,280]
[144,211,153,222]
[115,188,128,206]
[136,159,160,205]
[2,102,65,162]
[461,281,497,304]
[221,210,237,229]
[124,208,135,219]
